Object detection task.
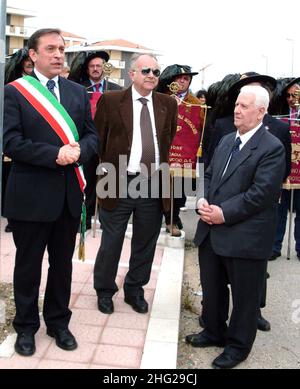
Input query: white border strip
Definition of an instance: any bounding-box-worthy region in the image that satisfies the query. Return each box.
[141,245,185,369]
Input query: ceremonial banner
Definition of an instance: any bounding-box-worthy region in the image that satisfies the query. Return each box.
[282,121,300,189]
[89,91,102,119]
[169,103,203,173]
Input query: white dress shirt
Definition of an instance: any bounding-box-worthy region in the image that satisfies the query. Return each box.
[127,86,160,173]
[34,68,61,102]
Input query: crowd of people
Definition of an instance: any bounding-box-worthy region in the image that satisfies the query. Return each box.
[1,27,299,368]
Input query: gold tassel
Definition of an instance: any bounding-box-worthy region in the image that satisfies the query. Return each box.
[78,239,85,262]
[197,144,203,158]
[78,202,86,262]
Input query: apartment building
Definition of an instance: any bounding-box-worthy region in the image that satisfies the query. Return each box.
[5,6,37,56]
[65,38,160,88]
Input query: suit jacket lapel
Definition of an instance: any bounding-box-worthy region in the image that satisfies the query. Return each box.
[214,136,235,185]
[119,88,134,147]
[216,126,266,189]
[58,77,69,108]
[152,93,167,139]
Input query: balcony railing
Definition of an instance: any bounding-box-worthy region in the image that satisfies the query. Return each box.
[6,25,36,38]
[109,59,126,69]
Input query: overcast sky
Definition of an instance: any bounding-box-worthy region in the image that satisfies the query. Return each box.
[7,0,300,91]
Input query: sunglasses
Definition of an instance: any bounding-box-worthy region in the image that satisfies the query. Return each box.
[139,67,161,77]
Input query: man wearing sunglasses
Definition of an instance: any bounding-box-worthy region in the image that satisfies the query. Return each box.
[93,53,178,315]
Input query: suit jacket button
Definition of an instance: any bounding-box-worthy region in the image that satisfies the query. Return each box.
[60,171,65,176]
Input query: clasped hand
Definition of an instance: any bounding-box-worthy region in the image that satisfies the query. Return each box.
[56,142,81,166]
[198,199,225,225]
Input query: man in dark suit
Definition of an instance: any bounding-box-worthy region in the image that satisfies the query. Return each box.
[204,72,291,332]
[93,53,178,315]
[186,85,285,368]
[3,29,98,356]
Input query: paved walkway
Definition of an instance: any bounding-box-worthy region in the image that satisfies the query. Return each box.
[0,218,185,369]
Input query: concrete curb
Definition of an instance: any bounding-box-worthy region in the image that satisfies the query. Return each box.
[126,224,185,368]
[141,245,185,369]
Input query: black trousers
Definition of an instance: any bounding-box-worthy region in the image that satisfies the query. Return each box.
[94,176,163,298]
[10,203,80,334]
[199,236,267,358]
[1,159,11,214]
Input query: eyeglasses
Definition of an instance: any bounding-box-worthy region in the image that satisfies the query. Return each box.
[88,64,103,69]
[137,67,161,77]
[287,93,296,98]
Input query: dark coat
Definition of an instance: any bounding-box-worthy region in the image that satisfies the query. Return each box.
[3,76,99,221]
[94,87,178,211]
[206,114,291,180]
[194,127,286,259]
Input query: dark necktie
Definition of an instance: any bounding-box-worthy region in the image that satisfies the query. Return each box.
[223,137,242,176]
[229,137,242,164]
[139,98,155,175]
[95,83,100,92]
[46,80,57,99]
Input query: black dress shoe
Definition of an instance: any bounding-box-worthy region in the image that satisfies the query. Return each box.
[5,223,12,233]
[185,332,225,348]
[212,352,247,369]
[14,333,35,356]
[98,296,114,314]
[124,295,148,314]
[268,251,281,261]
[257,314,271,331]
[47,328,78,351]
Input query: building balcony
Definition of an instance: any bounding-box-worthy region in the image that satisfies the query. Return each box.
[109,59,125,69]
[6,25,36,39]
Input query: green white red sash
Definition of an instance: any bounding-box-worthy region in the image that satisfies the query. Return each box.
[10,75,86,193]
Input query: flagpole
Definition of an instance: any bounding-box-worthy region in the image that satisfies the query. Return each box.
[0,0,7,218]
[0,0,7,324]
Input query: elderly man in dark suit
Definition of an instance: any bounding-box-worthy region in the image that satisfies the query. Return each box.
[3,29,98,356]
[204,72,291,332]
[93,53,178,315]
[186,85,285,369]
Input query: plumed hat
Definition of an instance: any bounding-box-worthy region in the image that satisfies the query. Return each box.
[157,64,198,93]
[84,50,110,65]
[228,72,276,101]
[281,77,300,95]
[5,47,30,84]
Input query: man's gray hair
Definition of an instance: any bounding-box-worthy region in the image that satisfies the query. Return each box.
[129,53,159,71]
[240,85,270,109]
